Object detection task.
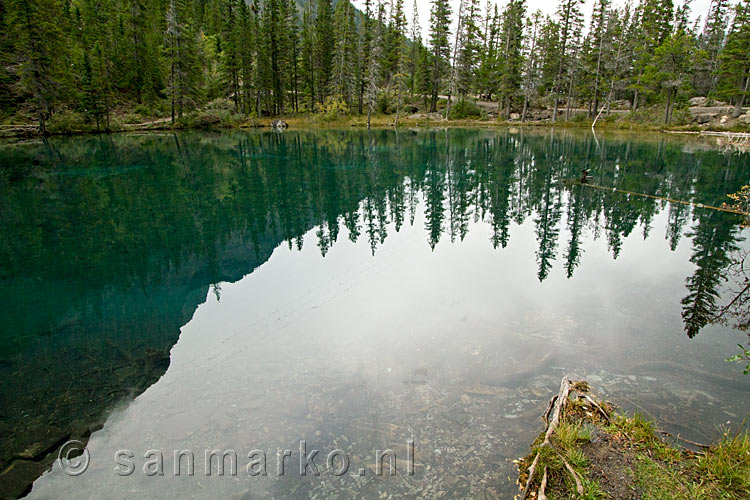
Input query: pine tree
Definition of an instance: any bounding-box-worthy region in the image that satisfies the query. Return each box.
[331,0,358,108]
[123,0,161,105]
[521,9,543,120]
[237,0,256,114]
[390,0,408,125]
[357,0,373,114]
[643,25,695,124]
[428,0,451,112]
[6,0,66,133]
[695,0,731,96]
[455,0,481,97]
[475,3,499,100]
[366,0,385,126]
[300,2,316,112]
[166,0,203,122]
[716,0,750,116]
[222,0,241,111]
[497,0,526,118]
[630,0,674,110]
[583,0,610,117]
[314,0,335,104]
[408,0,421,98]
[551,0,584,121]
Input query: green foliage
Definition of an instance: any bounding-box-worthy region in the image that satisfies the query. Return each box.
[46,110,88,134]
[727,343,750,374]
[0,0,749,130]
[695,430,750,493]
[315,96,349,121]
[448,99,481,119]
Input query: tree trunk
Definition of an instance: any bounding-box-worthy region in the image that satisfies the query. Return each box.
[521,95,528,122]
[553,98,559,121]
[732,77,749,118]
[395,76,402,127]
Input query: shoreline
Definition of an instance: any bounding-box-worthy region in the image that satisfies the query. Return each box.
[517,378,749,499]
[2,113,750,144]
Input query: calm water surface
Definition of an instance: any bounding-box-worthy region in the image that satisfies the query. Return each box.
[1,128,749,499]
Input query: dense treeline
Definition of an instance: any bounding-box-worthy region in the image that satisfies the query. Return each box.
[1,0,749,132]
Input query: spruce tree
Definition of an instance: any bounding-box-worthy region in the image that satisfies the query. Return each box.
[408,0,422,98]
[314,0,335,104]
[331,0,358,107]
[497,0,526,118]
[366,0,385,126]
[166,0,203,122]
[716,0,750,116]
[551,0,584,121]
[695,0,730,96]
[6,0,66,133]
[428,0,451,112]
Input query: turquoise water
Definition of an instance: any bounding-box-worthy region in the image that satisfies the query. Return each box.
[1,128,749,498]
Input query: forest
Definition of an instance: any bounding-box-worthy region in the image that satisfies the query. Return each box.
[1,0,749,133]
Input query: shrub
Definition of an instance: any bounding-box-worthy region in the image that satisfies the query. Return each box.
[448,99,481,120]
[46,110,87,134]
[377,91,394,114]
[122,113,144,124]
[316,96,348,122]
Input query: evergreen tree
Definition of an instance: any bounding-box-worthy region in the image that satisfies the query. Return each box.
[695,0,731,96]
[123,0,161,105]
[408,0,421,97]
[366,0,385,126]
[331,0,358,108]
[300,2,316,112]
[521,9,543,121]
[582,0,610,117]
[6,0,66,133]
[716,0,750,116]
[390,0,408,124]
[456,0,481,97]
[237,0,256,114]
[166,0,203,122]
[644,25,695,124]
[551,0,584,121]
[428,0,452,112]
[314,0,335,104]
[497,0,526,118]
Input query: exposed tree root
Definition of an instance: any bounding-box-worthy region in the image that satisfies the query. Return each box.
[538,466,548,500]
[559,451,585,496]
[520,451,540,500]
[520,377,576,499]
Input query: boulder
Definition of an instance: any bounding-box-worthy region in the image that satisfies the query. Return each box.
[689,96,707,107]
[739,114,750,125]
[509,112,521,121]
[271,119,288,130]
[694,113,714,124]
[611,99,631,110]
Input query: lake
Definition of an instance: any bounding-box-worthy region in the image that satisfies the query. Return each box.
[1,128,749,499]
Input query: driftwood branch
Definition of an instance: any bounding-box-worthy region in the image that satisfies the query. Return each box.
[658,430,710,450]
